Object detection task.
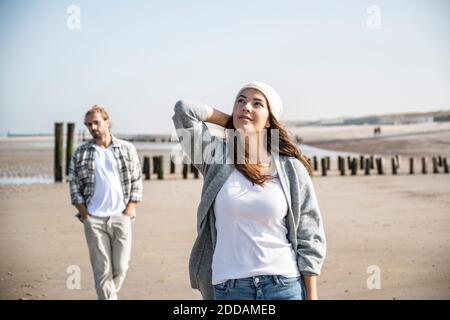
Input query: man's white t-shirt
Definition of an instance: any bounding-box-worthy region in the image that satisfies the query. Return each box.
[87,144,126,217]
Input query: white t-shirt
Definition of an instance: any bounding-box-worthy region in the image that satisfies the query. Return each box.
[212,167,300,285]
[87,144,126,217]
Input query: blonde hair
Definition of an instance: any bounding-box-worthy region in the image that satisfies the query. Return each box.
[84,105,110,127]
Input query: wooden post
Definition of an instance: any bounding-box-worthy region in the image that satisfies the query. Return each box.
[365,158,370,175]
[339,157,346,176]
[370,155,375,169]
[376,157,384,175]
[360,155,364,170]
[432,157,439,174]
[54,122,64,183]
[338,156,342,173]
[443,158,449,174]
[157,156,164,180]
[313,156,318,171]
[143,156,150,180]
[391,157,397,175]
[192,165,199,179]
[152,156,159,174]
[65,122,75,176]
[321,158,327,176]
[154,156,164,180]
[182,163,188,179]
[170,157,176,174]
[346,156,351,170]
[409,158,414,174]
[421,157,427,174]
[351,158,358,176]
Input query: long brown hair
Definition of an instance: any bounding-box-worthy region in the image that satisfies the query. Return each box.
[225,110,313,186]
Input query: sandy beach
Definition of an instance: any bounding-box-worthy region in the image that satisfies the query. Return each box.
[0,122,449,300]
[295,122,450,157]
[2,0,449,303]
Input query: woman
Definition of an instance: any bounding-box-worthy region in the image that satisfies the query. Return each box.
[172,81,326,300]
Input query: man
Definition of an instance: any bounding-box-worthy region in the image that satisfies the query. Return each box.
[68,105,143,300]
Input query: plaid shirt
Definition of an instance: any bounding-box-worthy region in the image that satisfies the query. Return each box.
[68,135,143,206]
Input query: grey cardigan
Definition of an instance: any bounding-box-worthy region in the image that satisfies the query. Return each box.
[172,100,326,300]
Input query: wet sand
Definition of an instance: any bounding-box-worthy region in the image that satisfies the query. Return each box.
[293,122,450,157]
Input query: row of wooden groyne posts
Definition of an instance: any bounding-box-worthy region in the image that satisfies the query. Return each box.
[53,122,449,182]
[141,154,450,180]
[309,154,449,176]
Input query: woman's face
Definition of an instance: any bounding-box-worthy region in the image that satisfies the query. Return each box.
[232,88,271,133]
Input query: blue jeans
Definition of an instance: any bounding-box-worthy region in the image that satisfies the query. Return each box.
[213,275,306,300]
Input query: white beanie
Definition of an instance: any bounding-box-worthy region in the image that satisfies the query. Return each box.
[236,81,283,120]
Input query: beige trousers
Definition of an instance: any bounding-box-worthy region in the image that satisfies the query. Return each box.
[83,213,132,300]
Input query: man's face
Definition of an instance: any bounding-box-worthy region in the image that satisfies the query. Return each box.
[84,112,110,139]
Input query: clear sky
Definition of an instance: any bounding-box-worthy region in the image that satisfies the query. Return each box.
[0,0,449,135]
